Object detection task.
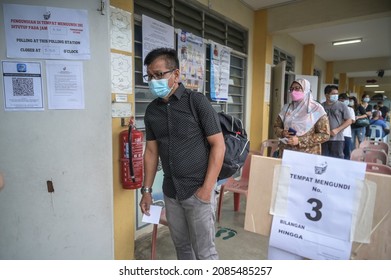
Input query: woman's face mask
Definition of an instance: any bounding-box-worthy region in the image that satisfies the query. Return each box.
[343,100,349,106]
[363,97,370,103]
[291,90,305,102]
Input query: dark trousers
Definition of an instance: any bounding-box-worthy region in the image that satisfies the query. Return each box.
[343,136,352,160]
[321,141,345,159]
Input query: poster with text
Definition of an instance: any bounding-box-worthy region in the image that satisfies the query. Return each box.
[210,42,231,101]
[177,30,205,92]
[142,15,174,78]
[3,4,90,60]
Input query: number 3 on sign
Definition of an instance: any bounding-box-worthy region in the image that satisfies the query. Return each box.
[305,198,322,222]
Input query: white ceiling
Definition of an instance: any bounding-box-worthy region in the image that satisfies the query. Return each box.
[240,0,391,94]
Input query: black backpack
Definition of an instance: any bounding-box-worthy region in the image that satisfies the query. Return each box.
[189,92,250,180]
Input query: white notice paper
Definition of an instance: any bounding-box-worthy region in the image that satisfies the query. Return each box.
[142,15,174,77]
[142,205,163,225]
[46,60,84,109]
[111,53,132,94]
[3,4,90,60]
[269,150,366,260]
[110,6,132,53]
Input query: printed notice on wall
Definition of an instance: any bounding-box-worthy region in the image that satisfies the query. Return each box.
[2,60,44,111]
[111,53,132,94]
[142,15,174,77]
[269,150,366,260]
[3,4,90,60]
[110,6,132,53]
[46,60,84,109]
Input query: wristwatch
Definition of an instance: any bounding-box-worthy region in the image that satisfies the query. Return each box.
[140,186,152,195]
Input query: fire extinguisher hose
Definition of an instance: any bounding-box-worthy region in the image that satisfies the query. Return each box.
[127,125,136,183]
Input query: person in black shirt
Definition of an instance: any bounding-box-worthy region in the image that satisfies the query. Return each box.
[140,48,225,260]
[361,94,373,137]
[378,101,390,121]
[349,96,367,149]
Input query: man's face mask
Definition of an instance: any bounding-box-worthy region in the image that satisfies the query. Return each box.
[148,73,174,98]
[329,94,338,102]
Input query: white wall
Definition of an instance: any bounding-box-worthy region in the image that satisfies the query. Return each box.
[0,0,114,259]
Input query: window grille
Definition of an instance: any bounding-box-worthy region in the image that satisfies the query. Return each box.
[134,0,248,130]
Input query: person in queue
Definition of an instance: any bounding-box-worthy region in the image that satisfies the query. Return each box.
[273,78,330,156]
[139,48,225,260]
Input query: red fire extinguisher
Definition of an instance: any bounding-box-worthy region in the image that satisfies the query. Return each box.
[119,119,144,189]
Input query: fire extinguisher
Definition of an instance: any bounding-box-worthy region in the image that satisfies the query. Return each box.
[119,119,144,189]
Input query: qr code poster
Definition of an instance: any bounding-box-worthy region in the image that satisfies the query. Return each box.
[2,61,44,111]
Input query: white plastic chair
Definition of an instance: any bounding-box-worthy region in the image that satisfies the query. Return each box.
[368,125,383,142]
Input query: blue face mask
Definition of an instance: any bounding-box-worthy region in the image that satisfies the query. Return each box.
[329,94,338,102]
[343,100,349,106]
[148,77,174,98]
[363,98,370,103]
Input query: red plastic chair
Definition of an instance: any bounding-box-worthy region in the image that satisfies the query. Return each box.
[363,148,388,165]
[351,147,388,165]
[366,162,391,175]
[350,148,365,162]
[150,209,168,260]
[217,152,259,223]
[359,140,389,155]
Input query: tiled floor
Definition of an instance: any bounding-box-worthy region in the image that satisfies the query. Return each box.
[134,192,269,260]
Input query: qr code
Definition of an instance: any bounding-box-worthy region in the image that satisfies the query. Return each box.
[12,77,34,96]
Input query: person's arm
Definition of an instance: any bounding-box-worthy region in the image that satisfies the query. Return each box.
[365,104,373,118]
[274,115,290,138]
[195,132,225,202]
[330,118,352,136]
[356,105,368,120]
[330,104,353,136]
[139,140,159,215]
[293,115,330,148]
[383,122,390,135]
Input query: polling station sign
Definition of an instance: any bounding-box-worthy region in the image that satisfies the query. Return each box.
[3,4,90,60]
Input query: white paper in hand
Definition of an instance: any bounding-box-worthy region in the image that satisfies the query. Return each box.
[142,205,163,224]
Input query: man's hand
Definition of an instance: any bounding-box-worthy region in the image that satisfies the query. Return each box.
[195,187,211,203]
[330,128,339,137]
[139,193,153,216]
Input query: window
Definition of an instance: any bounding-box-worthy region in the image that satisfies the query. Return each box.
[273,47,295,72]
[134,0,248,130]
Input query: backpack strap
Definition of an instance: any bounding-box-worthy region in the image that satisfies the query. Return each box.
[188,90,200,124]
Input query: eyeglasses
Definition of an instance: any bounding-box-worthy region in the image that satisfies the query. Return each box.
[289,86,302,92]
[143,70,175,82]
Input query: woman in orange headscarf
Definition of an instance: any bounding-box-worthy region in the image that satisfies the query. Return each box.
[273,78,330,156]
